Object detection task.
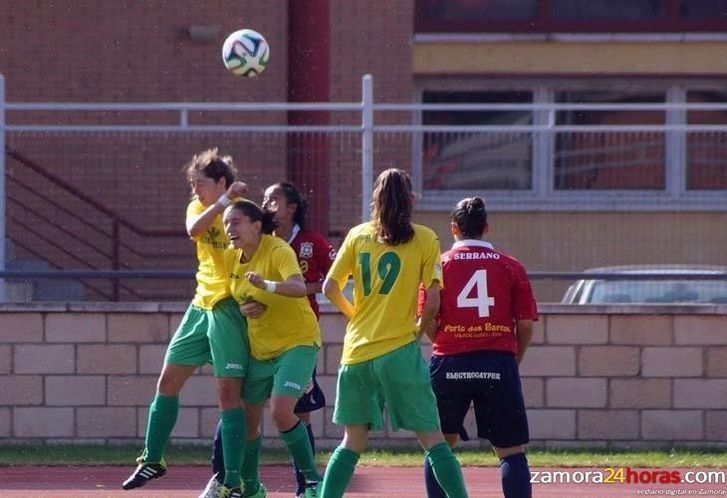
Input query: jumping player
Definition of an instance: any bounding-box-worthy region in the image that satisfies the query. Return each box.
[200,182,334,498]
[421,196,537,498]
[320,168,469,498]
[121,148,249,498]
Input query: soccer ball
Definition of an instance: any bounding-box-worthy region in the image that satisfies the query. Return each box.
[221,29,269,77]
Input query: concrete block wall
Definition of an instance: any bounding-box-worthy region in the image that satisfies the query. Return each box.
[1,303,726,449]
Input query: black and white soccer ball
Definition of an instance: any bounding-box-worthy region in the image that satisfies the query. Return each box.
[222,29,269,77]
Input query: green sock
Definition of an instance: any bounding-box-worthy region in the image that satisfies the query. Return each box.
[242,436,261,497]
[143,393,178,463]
[319,446,359,498]
[425,442,469,498]
[280,421,322,482]
[220,407,246,488]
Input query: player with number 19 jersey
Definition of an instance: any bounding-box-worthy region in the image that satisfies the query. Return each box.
[432,240,538,357]
[328,222,442,365]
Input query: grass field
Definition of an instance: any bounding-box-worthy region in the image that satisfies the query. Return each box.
[2,444,726,468]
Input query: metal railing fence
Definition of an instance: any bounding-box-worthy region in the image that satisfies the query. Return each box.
[1,74,726,301]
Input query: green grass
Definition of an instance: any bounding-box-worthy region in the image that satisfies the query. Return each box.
[1,445,727,468]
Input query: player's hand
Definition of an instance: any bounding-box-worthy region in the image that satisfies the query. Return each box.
[416,316,436,342]
[516,352,526,365]
[240,300,267,318]
[245,272,265,289]
[227,181,249,199]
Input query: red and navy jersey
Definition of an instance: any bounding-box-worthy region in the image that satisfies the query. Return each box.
[289,227,336,319]
[421,240,538,356]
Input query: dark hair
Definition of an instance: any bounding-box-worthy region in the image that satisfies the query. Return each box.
[271,181,308,229]
[184,147,237,188]
[229,200,276,235]
[451,197,488,239]
[371,168,414,246]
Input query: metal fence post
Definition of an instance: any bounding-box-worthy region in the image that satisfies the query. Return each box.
[111,219,119,301]
[666,85,687,196]
[361,74,374,222]
[0,75,6,302]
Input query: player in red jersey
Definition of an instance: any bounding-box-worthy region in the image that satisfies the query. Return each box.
[420,196,538,498]
[264,182,338,323]
[200,182,335,498]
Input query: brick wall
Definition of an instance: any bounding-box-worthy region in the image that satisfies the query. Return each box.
[1,0,417,248]
[1,303,726,449]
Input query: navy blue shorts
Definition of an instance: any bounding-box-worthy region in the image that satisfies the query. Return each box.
[294,367,326,414]
[430,351,529,448]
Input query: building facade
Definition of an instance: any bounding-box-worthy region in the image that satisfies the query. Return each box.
[2,0,727,301]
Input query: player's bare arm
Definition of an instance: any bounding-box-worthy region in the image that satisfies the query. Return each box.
[515,319,534,365]
[418,282,441,340]
[186,181,249,237]
[323,277,354,320]
[305,280,323,296]
[239,299,267,319]
[246,271,307,297]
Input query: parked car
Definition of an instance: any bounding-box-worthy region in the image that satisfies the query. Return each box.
[316,279,354,308]
[561,265,727,304]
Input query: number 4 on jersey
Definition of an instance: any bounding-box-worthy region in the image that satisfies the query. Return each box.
[456,269,495,317]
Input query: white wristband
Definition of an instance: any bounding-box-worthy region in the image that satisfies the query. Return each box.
[217,193,232,207]
[264,280,277,293]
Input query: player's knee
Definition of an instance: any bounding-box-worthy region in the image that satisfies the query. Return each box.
[270,406,298,430]
[217,390,241,410]
[342,428,369,454]
[156,374,182,396]
[216,379,242,407]
[443,433,459,449]
[494,444,525,460]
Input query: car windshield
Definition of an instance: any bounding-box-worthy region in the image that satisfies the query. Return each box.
[588,280,727,304]
[316,279,355,306]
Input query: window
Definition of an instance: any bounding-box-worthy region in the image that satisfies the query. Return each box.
[416,80,727,210]
[548,0,666,21]
[554,90,665,190]
[686,90,727,190]
[422,91,532,190]
[416,0,537,23]
[681,0,727,19]
[415,0,727,33]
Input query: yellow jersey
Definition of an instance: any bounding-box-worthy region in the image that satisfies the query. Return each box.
[188,200,230,310]
[225,234,322,360]
[327,222,443,365]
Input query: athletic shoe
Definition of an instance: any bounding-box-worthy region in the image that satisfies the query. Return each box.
[214,485,243,498]
[121,457,167,489]
[198,473,223,498]
[303,482,319,498]
[246,483,267,498]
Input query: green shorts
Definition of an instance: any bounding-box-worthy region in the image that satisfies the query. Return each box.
[333,340,440,433]
[165,297,249,378]
[242,345,318,405]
